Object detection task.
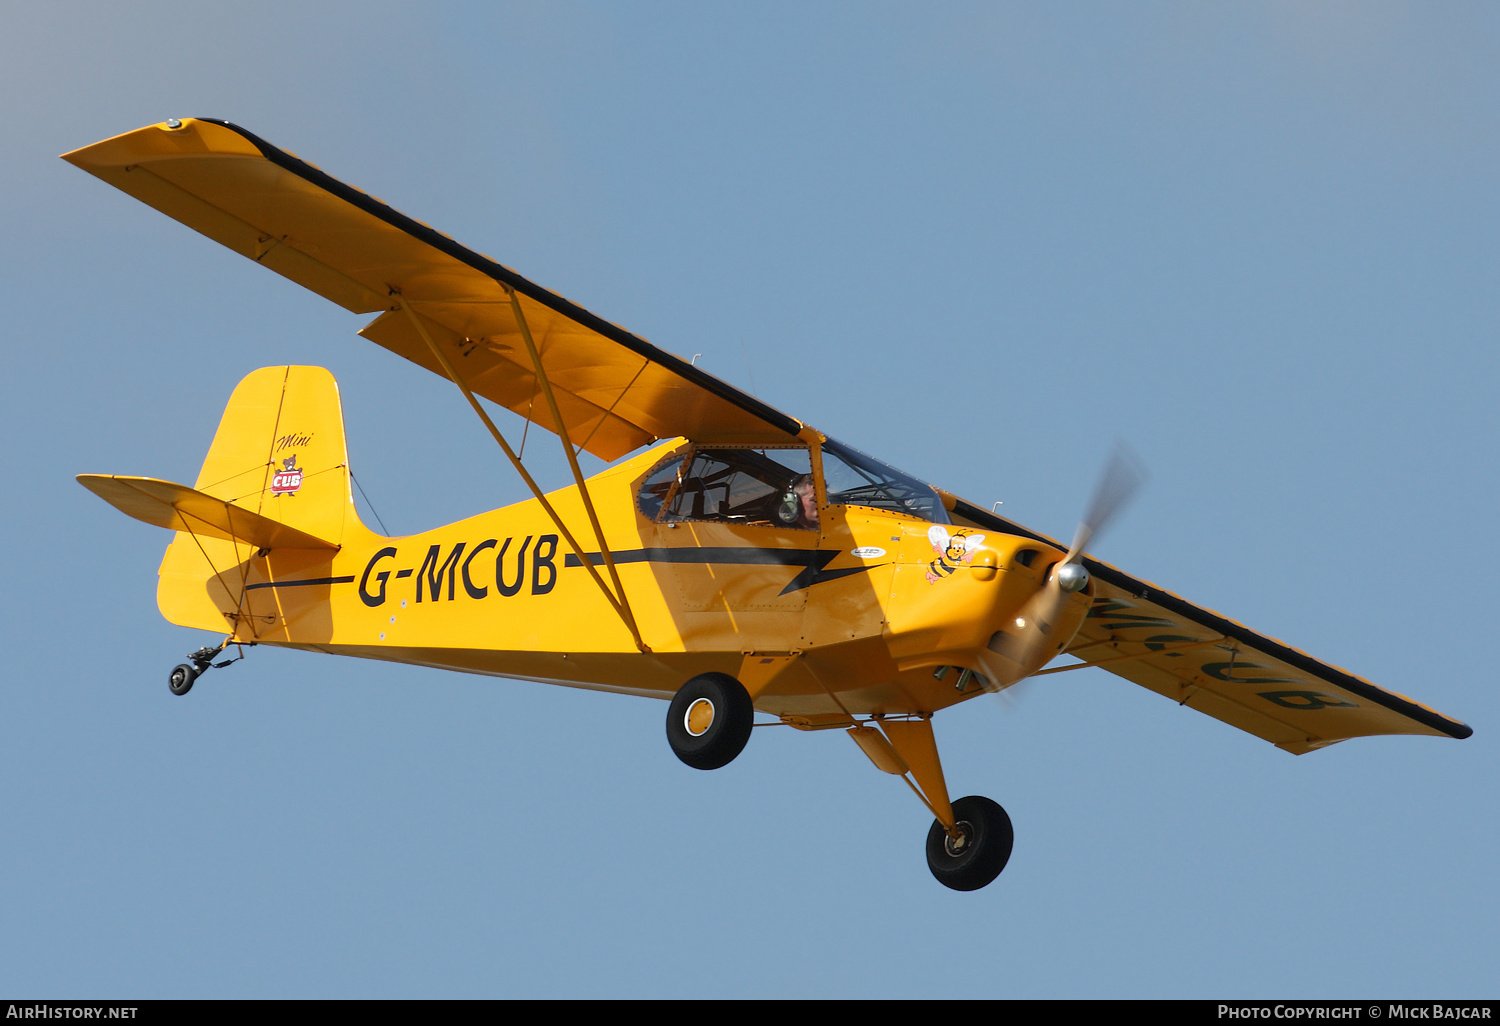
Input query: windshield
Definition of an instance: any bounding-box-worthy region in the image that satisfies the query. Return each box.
[821,439,948,524]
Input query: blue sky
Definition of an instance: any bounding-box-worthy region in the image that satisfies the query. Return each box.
[1,1,1495,997]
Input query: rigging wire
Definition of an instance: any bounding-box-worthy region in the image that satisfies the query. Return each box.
[349,469,392,536]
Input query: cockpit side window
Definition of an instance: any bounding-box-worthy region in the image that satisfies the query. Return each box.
[643,447,815,529]
[821,438,949,524]
[637,454,688,521]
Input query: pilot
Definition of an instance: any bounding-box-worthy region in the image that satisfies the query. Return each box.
[792,475,818,529]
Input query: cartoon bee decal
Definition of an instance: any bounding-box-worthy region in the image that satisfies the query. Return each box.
[925,526,986,583]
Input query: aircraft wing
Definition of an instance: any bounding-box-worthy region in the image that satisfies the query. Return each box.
[63,119,803,461]
[946,498,1472,754]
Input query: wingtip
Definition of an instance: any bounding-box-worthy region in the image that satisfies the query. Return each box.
[76,472,114,491]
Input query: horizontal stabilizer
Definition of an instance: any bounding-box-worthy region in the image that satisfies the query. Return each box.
[77,475,338,551]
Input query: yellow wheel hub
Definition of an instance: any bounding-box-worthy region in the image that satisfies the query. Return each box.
[685,697,716,737]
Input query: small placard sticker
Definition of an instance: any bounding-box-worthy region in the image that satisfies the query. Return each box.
[850,546,886,559]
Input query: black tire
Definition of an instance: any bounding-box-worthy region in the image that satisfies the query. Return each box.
[666,672,754,770]
[168,663,198,696]
[926,795,1013,891]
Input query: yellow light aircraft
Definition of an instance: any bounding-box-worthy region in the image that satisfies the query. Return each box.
[67,120,1472,891]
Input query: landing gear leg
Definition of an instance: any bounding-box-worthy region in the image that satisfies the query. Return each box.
[846,717,1014,891]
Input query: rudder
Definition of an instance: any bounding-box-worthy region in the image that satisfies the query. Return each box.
[194,365,357,546]
[156,366,362,636]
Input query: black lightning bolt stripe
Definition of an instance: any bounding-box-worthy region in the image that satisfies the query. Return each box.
[562,547,879,594]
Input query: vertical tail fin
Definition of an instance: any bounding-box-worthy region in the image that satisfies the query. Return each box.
[194,365,359,546]
[156,365,364,636]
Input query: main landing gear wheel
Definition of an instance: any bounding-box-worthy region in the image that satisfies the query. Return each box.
[926,795,1013,892]
[666,672,754,770]
[168,663,198,696]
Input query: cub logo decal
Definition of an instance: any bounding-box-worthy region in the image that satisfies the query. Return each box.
[925,526,985,583]
[271,454,304,496]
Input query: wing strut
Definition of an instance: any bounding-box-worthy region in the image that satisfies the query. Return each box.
[501,284,643,653]
[393,294,650,653]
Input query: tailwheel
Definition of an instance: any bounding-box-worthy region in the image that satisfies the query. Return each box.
[926,795,1013,891]
[666,672,754,770]
[166,641,250,696]
[168,663,198,696]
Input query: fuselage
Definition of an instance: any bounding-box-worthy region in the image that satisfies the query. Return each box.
[161,439,1088,723]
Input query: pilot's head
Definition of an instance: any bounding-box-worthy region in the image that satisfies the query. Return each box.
[793,475,817,527]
